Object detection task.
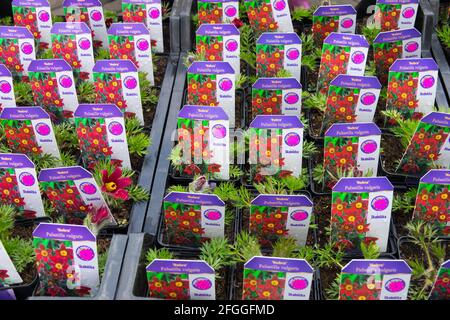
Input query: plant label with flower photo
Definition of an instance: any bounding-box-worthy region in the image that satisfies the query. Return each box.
[0,26,36,78]
[12,0,53,48]
[108,23,155,85]
[323,123,381,186]
[163,192,225,246]
[63,0,108,49]
[249,115,304,182]
[312,5,357,45]
[243,256,313,300]
[429,260,450,300]
[146,259,216,300]
[339,259,411,300]
[373,28,421,85]
[245,0,294,32]
[256,32,302,81]
[39,166,116,233]
[252,78,302,117]
[51,22,95,81]
[323,75,381,132]
[397,112,450,175]
[412,169,449,236]
[196,24,240,75]
[386,58,438,120]
[198,1,239,25]
[373,0,418,31]
[0,240,23,287]
[0,107,61,159]
[0,64,16,109]
[0,153,45,219]
[317,33,369,95]
[28,59,79,121]
[177,105,230,180]
[187,62,235,125]
[331,177,394,251]
[122,0,165,53]
[93,59,143,124]
[33,223,99,297]
[74,104,131,170]
[250,194,313,247]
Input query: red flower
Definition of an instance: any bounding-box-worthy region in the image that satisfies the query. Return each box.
[0,269,9,281]
[232,18,244,29]
[101,168,132,200]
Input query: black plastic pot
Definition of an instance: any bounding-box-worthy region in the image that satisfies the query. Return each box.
[431,33,450,109]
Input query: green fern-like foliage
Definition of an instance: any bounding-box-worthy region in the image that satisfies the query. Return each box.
[54,122,79,151]
[94,48,110,60]
[236,74,248,89]
[276,69,293,78]
[199,238,234,272]
[437,25,450,49]
[233,231,262,263]
[52,15,65,24]
[360,242,381,259]
[30,153,61,171]
[125,118,151,157]
[393,188,417,213]
[162,2,172,20]
[0,16,13,26]
[2,237,34,273]
[240,24,256,69]
[183,50,206,68]
[291,7,313,22]
[60,151,77,167]
[37,49,54,59]
[14,82,34,105]
[77,81,96,103]
[167,185,189,193]
[364,60,377,76]
[98,250,108,278]
[0,205,15,238]
[146,248,174,265]
[325,276,341,300]
[291,245,316,262]
[382,109,420,149]
[361,25,381,45]
[315,242,345,269]
[271,237,298,258]
[303,140,318,158]
[212,182,238,202]
[303,92,327,113]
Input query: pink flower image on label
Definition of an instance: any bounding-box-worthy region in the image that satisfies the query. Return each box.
[284,132,301,146]
[149,7,160,19]
[0,81,11,93]
[341,18,354,29]
[420,75,435,89]
[225,39,238,52]
[351,51,365,64]
[124,76,137,89]
[136,39,149,51]
[286,48,300,60]
[80,182,97,194]
[78,38,91,50]
[204,209,222,221]
[385,278,406,293]
[284,92,299,104]
[108,121,124,135]
[219,78,233,91]
[360,92,376,105]
[405,41,419,53]
[76,246,95,261]
[290,210,308,221]
[224,5,237,17]
[35,122,51,136]
[402,7,415,19]
[192,277,212,290]
[38,10,50,22]
[273,0,286,11]
[90,10,103,22]
[59,75,73,88]
[288,277,308,290]
[21,42,33,55]
[19,172,35,186]
[360,139,377,154]
[371,195,389,211]
[212,124,227,139]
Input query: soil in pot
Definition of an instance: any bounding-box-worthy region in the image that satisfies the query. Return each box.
[380,134,405,174]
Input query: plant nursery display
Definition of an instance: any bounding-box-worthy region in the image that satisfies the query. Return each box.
[244,0,294,33]
[197,0,239,25]
[312,5,357,45]
[373,0,418,31]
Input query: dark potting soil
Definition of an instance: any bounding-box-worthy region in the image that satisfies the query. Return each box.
[319,266,340,300]
[232,264,244,300]
[154,56,169,87]
[313,195,331,247]
[380,134,404,173]
[309,109,324,139]
[143,86,161,128]
[11,223,36,284]
[392,193,414,239]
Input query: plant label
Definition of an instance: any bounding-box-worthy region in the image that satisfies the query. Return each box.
[93,59,143,124]
[317,33,369,95]
[429,260,450,300]
[243,256,313,300]
[252,78,302,117]
[33,223,99,297]
[198,1,239,25]
[0,153,45,219]
[339,259,411,300]
[0,240,23,287]
[373,28,421,85]
[12,0,53,48]
[0,64,16,109]
[256,32,302,81]
[250,194,313,247]
[163,192,225,246]
[374,0,419,31]
[74,104,131,170]
[28,59,79,121]
[323,75,381,132]
[245,0,294,32]
[122,0,165,53]
[39,166,116,233]
[312,5,357,45]
[187,62,235,126]
[51,22,95,81]
[249,115,304,181]
[397,112,450,175]
[413,169,450,236]
[177,105,230,180]
[146,259,216,300]
[0,26,36,78]
[196,24,240,75]
[0,107,61,159]
[331,177,394,251]
[324,123,381,187]
[63,0,108,49]
[387,58,438,120]
[108,23,154,85]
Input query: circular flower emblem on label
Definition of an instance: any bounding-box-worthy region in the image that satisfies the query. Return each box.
[341,18,354,29]
[219,78,233,91]
[59,75,73,88]
[360,92,376,105]
[351,51,365,64]
[108,121,124,136]
[211,124,227,139]
[225,39,238,52]
[402,7,415,19]
[76,246,95,261]
[405,41,419,53]
[78,37,91,50]
[224,5,237,17]
[385,278,406,293]
[124,76,138,89]
[360,139,377,154]
[371,195,389,211]
[286,48,300,60]
[19,172,35,186]
[80,182,97,195]
[35,122,51,136]
[192,277,213,290]
[420,75,435,89]
[38,10,50,22]
[284,132,301,147]
[21,42,33,55]
[204,209,222,221]
[149,7,160,19]
[0,80,11,93]
[290,210,308,221]
[288,276,308,290]
[273,0,286,11]
[90,10,103,22]
[284,92,299,104]
[136,38,149,51]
